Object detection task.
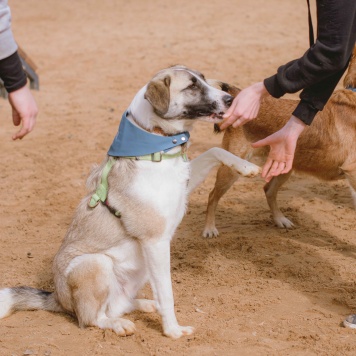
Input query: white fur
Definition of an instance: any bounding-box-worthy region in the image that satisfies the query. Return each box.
[0,288,13,319]
[349,183,356,207]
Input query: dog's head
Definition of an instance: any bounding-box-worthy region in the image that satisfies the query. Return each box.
[143,65,233,125]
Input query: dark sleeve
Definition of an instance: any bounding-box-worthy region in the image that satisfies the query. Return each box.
[264,0,356,125]
[0,50,27,93]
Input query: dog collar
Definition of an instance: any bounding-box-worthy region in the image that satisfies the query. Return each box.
[108,111,190,157]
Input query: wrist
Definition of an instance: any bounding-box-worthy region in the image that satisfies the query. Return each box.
[286,115,307,137]
[252,82,269,98]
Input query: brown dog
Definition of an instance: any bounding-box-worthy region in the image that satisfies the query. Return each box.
[203,48,356,237]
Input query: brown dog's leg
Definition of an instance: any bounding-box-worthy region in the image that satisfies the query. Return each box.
[264,171,294,228]
[341,162,356,208]
[203,164,239,238]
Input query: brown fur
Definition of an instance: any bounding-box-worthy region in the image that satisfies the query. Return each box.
[145,74,171,115]
[344,46,356,89]
[204,57,356,235]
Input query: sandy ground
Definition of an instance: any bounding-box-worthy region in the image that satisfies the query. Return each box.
[1,0,356,355]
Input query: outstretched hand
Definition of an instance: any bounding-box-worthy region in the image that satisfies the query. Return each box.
[219,82,268,130]
[8,85,38,140]
[252,115,306,182]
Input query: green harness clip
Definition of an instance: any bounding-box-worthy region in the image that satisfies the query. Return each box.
[88,157,116,208]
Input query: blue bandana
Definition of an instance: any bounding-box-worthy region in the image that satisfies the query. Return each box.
[108,111,190,157]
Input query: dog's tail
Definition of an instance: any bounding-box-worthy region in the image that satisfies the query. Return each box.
[0,287,64,319]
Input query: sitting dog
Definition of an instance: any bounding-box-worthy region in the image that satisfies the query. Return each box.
[203,48,356,237]
[0,65,260,339]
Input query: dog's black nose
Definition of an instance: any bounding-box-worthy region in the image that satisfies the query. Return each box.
[223,95,233,107]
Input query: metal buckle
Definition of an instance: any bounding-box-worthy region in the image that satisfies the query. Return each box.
[151,152,162,162]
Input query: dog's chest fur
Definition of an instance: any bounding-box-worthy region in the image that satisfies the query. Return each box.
[120,157,190,238]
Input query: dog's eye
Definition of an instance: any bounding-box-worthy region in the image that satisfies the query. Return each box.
[188,83,198,90]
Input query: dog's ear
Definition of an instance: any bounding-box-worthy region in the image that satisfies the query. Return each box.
[144,76,171,115]
[207,79,241,98]
[220,82,241,97]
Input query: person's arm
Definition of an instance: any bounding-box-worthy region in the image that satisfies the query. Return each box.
[0,0,38,140]
[0,0,18,60]
[251,116,306,182]
[264,0,356,125]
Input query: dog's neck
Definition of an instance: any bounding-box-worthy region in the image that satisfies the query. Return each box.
[128,85,194,136]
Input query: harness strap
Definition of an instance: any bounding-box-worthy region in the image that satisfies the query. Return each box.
[103,199,121,218]
[88,157,116,208]
[88,145,189,218]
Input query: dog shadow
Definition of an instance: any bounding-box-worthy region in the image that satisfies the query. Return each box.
[174,187,356,315]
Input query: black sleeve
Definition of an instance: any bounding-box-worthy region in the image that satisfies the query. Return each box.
[0,50,27,93]
[264,0,356,125]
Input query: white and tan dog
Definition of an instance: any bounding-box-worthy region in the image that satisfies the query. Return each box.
[0,65,260,339]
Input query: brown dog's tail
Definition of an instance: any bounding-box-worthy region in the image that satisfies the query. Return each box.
[0,286,64,319]
[343,45,356,89]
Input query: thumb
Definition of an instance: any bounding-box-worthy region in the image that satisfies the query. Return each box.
[12,109,21,126]
[222,97,238,119]
[251,136,271,149]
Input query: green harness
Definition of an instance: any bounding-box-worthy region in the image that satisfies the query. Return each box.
[88,146,188,218]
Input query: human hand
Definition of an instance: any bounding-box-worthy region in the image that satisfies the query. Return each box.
[219,82,269,130]
[251,115,306,182]
[8,85,38,140]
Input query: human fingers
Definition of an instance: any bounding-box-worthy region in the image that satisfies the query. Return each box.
[219,115,239,130]
[251,136,270,149]
[222,97,237,119]
[12,115,36,140]
[220,101,240,130]
[281,159,293,174]
[271,161,287,177]
[261,157,274,179]
[13,126,30,140]
[9,86,38,140]
[264,161,281,182]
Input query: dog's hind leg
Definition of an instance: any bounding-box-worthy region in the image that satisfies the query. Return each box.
[264,171,294,228]
[141,238,194,339]
[66,255,136,336]
[203,164,239,238]
[133,299,156,313]
[187,147,260,195]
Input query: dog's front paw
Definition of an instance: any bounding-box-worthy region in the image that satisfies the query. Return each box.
[274,216,295,229]
[202,226,219,238]
[234,161,261,177]
[164,325,195,339]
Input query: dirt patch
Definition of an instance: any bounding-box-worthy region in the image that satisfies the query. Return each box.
[1,1,356,355]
